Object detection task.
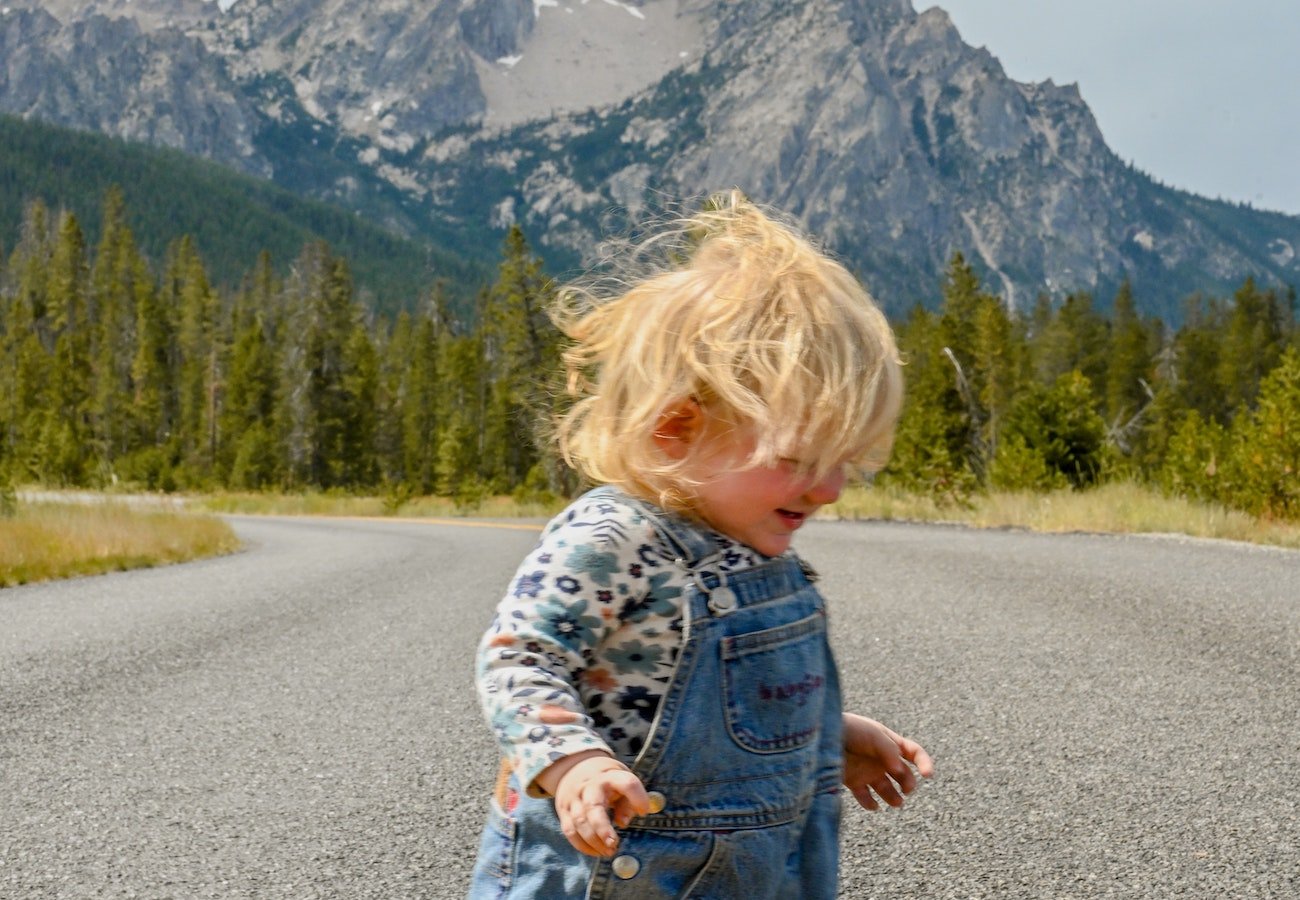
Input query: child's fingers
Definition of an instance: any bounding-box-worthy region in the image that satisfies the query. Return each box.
[560,795,617,857]
[604,770,652,821]
[902,739,935,779]
[555,765,653,855]
[573,797,620,857]
[870,776,906,808]
[849,785,880,811]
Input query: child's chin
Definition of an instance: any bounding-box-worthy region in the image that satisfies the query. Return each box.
[754,535,793,556]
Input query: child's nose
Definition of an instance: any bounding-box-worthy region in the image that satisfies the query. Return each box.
[804,468,846,505]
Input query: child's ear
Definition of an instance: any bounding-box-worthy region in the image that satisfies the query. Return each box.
[652,398,703,460]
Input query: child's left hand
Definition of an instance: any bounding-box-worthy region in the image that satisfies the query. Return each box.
[841,712,934,810]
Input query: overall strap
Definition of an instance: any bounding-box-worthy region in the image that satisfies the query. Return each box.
[598,485,818,617]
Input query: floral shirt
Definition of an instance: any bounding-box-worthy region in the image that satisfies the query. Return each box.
[476,487,764,796]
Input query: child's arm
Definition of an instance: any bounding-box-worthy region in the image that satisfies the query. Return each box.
[475,492,664,807]
[534,749,652,858]
[841,712,934,810]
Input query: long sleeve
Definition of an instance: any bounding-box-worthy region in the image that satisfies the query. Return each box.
[475,490,663,796]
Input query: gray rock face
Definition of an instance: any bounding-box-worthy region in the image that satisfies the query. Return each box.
[0,6,261,171]
[2,0,1297,317]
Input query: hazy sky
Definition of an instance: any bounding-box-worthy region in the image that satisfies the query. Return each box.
[928,1,1300,216]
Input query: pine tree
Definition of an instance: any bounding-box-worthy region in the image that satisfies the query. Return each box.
[275,243,365,489]
[908,252,1027,484]
[172,237,221,486]
[339,319,379,487]
[88,187,144,476]
[1032,290,1109,393]
[1217,277,1288,416]
[1169,294,1227,425]
[882,300,978,502]
[40,211,92,484]
[399,290,452,494]
[1103,278,1158,455]
[479,225,558,491]
[0,201,55,478]
[220,269,280,488]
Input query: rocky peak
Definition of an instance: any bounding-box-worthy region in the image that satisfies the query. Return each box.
[2,0,1296,319]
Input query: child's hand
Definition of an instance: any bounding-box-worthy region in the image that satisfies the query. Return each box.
[842,712,934,811]
[537,750,652,857]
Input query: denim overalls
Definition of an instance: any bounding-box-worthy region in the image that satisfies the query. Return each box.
[469,492,844,899]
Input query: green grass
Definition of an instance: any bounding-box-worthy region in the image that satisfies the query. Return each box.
[0,502,241,588]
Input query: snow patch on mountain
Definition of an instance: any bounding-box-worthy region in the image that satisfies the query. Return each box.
[475,0,703,127]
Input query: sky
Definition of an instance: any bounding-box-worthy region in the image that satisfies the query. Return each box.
[927,1,1300,216]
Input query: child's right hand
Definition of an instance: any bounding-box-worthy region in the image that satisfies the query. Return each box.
[537,750,652,857]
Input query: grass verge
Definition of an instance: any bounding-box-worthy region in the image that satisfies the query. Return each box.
[0,503,241,588]
[198,480,1300,551]
[823,481,1300,551]
[196,491,563,520]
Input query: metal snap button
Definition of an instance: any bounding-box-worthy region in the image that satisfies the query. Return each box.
[612,854,641,880]
[707,586,737,614]
[646,791,666,814]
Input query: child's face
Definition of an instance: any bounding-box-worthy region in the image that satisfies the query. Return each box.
[689,432,847,557]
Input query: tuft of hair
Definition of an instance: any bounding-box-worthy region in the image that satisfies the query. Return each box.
[552,190,903,511]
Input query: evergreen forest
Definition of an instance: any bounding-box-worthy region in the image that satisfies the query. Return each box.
[1,191,1298,522]
[0,114,485,318]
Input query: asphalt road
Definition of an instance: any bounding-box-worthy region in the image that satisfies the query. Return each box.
[2,515,1297,899]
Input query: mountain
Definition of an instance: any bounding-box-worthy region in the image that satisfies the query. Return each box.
[4,0,1298,321]
[0,114,486,315]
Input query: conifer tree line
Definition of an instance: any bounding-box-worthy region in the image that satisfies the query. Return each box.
[1,190,1298,520]
[884,254,1300,520]
[0,191,564,506]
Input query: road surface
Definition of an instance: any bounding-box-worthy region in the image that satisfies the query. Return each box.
[2,515,1297,898]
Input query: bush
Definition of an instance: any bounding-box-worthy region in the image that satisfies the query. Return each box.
[1222,347,1300,519]
[1000,371,1111,489]
[989,433,1069,492]
[1157,410,1227,503]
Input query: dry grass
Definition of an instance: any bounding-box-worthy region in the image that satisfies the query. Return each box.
[0,503,241,588]
[197,491,564,520]
[192,481,1300,554]
[823,480,1300,551]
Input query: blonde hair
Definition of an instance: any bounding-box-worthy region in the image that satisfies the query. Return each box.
[554,192,903,511]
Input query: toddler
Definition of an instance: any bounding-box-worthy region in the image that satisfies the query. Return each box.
[470,193,933,899]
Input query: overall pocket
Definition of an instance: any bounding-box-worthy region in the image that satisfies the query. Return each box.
[720,610,828,754]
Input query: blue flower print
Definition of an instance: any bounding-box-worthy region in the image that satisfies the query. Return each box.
[538,553,553,564]
[637,543,664,567]
[567,544,621,587]
[513,570,545,599]
[618,686,659,722]
[535,597,602,651]
[555,575,581,595]
[606,640,664,675]
[490,707,528,742]
[619,571,682,623]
